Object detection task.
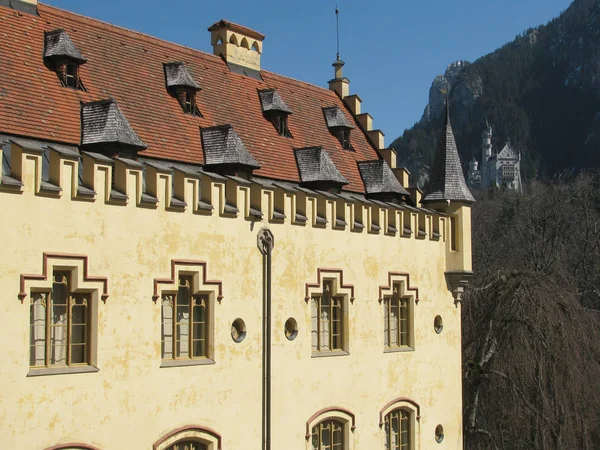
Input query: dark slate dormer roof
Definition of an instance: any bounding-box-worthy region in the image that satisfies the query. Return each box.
[44,29,87,63]
[422,103,475,204]
[201,125,260,170]
[164,62,201,90]
[294,146,349,186]
[81,99,147,150]
[358,160,410,197]
[323,106,354,129]
[258,89,292,114]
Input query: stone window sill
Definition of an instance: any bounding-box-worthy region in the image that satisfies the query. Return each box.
[384,346,415,354]
[27,365,99,377]
[311,350,349,359]
[160,358,215,368]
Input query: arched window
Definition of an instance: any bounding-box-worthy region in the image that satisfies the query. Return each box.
[228,34,238,46]
[384,409,411,450]
[251,41,260,52]
[44,445,101,450]
[312,420,344,450]
[306,407,355,450]
[165,443,206,450]
[379,273,419,352]
[379,398,420,450]
[240,37,250,49]
[153,426,221,450]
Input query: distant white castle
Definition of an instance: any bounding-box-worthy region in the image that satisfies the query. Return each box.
[468,121,522,193]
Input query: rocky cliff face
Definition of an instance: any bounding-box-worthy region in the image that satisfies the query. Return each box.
[392,0,600,186]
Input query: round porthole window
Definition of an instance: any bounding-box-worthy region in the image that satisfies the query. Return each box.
[435,424,445,443]
[231,318,246,343]
[434,315,444,334]
[284,318,298,341]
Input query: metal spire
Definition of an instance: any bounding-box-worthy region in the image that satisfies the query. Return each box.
[335,3,340,60]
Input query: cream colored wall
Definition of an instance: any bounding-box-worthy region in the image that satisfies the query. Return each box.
[0,144,469,449]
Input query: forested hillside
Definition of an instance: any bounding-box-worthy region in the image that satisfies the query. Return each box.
[463,173,600,449]
[391,0,600,185]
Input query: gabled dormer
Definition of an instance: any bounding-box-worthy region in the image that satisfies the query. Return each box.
[201,125,260,176]
[323,106,354,150]
[164,62,202,116]
[80,99,147,157]
[294,146,348,191]
[44,29,87,90]
[258,89,293,138]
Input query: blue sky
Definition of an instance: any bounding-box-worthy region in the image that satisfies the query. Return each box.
[44,0,572,141]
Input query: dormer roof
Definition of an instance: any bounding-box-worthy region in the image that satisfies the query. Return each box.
[44,29,86,63]
[258,89,292,114]
[201,124,260,170]
[164,62,201,91]
[81,99,147,150]
[422,102,475,204]
[358,160,410,197]
[323,106,354,129]
[294,146,348,186]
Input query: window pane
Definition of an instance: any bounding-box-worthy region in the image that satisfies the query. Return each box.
[30,292,47,367]
[176,279,191,358]
[161,295,174,359]
[50,274,68,366]
[192,297,207,358]
[311,297,319,351]
[70,296,88,364]
[390,299,399,346]
[400,299,408,346]
[331,298,342,350]
[384,298,389,347]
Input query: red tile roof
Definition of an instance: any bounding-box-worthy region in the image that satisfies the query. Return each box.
[0,3,381,192]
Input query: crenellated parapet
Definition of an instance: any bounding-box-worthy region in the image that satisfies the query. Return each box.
[0,136,457,249]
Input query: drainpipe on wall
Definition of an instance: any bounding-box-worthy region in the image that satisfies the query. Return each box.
[258,228,274,450]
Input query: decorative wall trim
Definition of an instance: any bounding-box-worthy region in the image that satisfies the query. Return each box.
[44,444,102,450]
[304,268,355,303]
[378,272,420,304]
[379,397,422,426]
[305,407,357,439]
[153,425,222,450]
[18,252,109,302]
[152,259,223,302]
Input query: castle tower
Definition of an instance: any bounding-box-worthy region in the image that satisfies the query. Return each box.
[481,121,493,188]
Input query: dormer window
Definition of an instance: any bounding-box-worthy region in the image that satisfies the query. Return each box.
[44,29,87,91]
[164,62,202,117]
[323,106,355,151]
[258,89,293,138]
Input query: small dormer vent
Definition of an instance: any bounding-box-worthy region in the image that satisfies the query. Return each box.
[258,89,293,138]
[164,62,202,116]
[294,146,348,191]
[81,99,147,156]
[358,160,410,204]
[201,125,260,175]
[323,106,354,150]
[44,29,86,90]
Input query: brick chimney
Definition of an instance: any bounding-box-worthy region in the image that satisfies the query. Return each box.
[208,20,264,72]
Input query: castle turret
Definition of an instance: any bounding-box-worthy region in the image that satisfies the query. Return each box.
[422,100,475,299]
[482,120,492,160]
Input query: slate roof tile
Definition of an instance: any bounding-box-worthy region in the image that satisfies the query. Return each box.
[258,89,292,114]
[44,28,87,63]
[422,102,475,204]
[164,62,201,90]
[323,106,354,129]
[201,124,260,169]
[294,146,348,186]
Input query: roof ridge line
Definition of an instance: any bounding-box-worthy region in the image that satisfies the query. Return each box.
[39,3,223,64]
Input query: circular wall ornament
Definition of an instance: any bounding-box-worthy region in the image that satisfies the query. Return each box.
[435,424,445,443]
[434,315,444,334]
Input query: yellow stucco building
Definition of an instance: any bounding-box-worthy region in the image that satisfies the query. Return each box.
[0,1,474,449]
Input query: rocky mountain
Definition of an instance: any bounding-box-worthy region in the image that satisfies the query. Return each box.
[391,0,600,186]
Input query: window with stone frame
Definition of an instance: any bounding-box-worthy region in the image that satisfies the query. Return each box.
[161,275,209,361]
[384,409,411,450]
[383,282,412,349]
[311,419,345,450]
[269,112,292,138]
[165,442,207,450]
[311,279,345,353]
[181,88,201,116]
[30,270,91,368]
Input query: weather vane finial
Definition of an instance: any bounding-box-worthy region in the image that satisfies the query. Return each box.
[335,2,340,60]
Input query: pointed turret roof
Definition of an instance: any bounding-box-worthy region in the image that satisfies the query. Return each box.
[422,101,475,204]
